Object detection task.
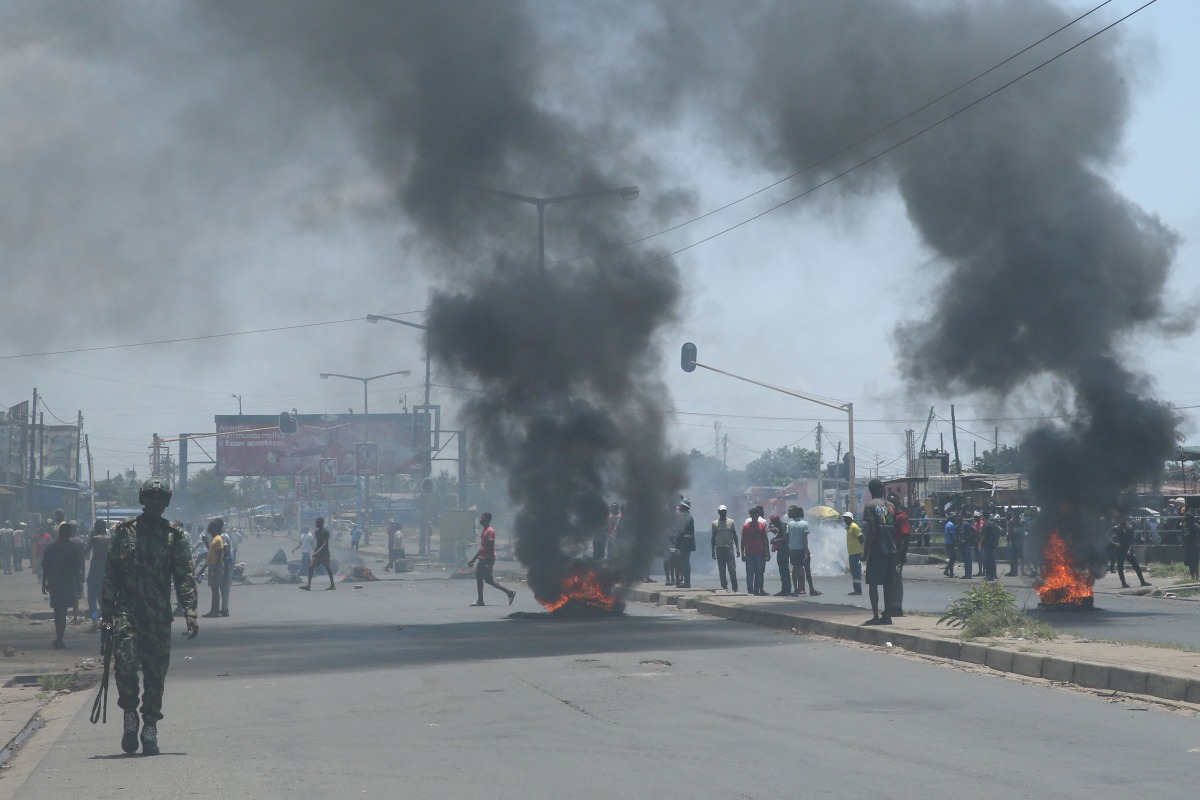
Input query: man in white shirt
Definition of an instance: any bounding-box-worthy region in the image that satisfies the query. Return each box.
[292,528,316,579]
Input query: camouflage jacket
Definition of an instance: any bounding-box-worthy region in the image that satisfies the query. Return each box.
[102,514,198,624]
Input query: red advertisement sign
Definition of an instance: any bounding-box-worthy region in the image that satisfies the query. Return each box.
[319,458,338,485]
[215,414,430,477]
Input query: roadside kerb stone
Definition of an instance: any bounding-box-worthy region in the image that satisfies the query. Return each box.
[1041,657,1075,683]
[1010,651,1044,678]
[1072,661,1110,691]
[1146,673,1188,702]
[1186,680,1200,705]
[958,642,988,665]
[984,648,1016,672]
[885,632,921,652]
[1108,667,1149,695]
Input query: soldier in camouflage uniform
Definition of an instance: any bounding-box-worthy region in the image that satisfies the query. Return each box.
[102,478,199,755]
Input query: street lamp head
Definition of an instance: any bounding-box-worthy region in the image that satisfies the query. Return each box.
[366,315,380,324]
[618,185,640,201]
[320,373,330,380]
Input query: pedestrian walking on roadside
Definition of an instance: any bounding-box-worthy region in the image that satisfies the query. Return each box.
[199,519,228,617]
[981,514,1003,581]
[1182,509,1199,581]
[741,506,769,596]
[1112,517,1151,589]
[889,495,909,616]
[83,520,110,631]
[300,517,337,590]
[861,479,898,626]
[42,521,83,649]
[769,515,791,595]
[958,512,977,578]
[102,478,199,755]
[468,512,515,606]
[350,523,362,555]
[711,505,740,592]
[787,506,819,596]
[13,522,25,571]
[675,499,696,588]
[844,512,863,595]
[385,520,404,572]
[1005,508,1023,577]
[943,513,959,577]
[0,520,13,575]
[292,527,316,578]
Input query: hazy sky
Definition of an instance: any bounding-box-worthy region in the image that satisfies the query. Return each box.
[1,0,1195,489]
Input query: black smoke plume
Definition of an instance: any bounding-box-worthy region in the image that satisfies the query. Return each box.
[647,0,1181,567]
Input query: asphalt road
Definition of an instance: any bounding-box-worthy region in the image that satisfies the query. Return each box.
[10,555,1200,800]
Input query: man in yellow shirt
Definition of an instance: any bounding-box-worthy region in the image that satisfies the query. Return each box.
[843,511,863,596]
[201,519,228,618]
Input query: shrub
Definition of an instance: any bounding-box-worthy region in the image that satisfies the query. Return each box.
[938,581,1055,640]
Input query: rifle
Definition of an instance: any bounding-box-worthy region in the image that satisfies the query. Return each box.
[89,620,113,724]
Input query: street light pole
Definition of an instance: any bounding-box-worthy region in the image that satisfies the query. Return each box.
[320,369,411,546]
[681,343,858,516]
[462,184,639,272]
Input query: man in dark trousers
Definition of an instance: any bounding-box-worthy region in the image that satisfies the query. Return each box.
[102,478,199,755]
[741,506,769,596]
[711,504,740,592]
[468,512,516,606]
[42,521,83,649]
[299,517,336,591]
[981,514,1003,581]
[674,499,696,588]
[889,494,909,616]
[861,479,897,626]
[1112,516,1151,589]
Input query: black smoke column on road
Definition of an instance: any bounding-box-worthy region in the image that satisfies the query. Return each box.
[427,255,687,603]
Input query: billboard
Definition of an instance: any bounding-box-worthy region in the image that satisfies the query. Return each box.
[215,414,430,477]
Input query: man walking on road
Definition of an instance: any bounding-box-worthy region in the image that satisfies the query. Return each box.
[844,512,863,595]
[861,479,897,626]
[468,512,515,606]
[292,526,316,579]
[42,521,83,649]
[102,478,199,755]
[300,517,336,591]
[1112,516,1151,589]
[711,505,740,592]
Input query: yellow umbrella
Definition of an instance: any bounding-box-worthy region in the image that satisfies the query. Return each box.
[807,505,843,522]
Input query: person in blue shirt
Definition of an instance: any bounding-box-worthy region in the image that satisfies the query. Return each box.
[943,512,960,577]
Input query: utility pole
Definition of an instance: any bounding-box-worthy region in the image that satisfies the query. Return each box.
[905,428,916,477]
[28,388,37,489]
[85,434,95,524]
[722,434,728,469]
[950,404,961,474]
[714,421,720,457]
[152,433,160,478]
[994,425,1000,473]
[816,422,823,504]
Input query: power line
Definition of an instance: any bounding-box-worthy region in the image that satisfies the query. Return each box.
[554,0,1117,266]
[0,309,426,361]
[631,0,1157,271]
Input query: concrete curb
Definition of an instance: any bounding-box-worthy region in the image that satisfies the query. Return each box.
[632,589,1200,706]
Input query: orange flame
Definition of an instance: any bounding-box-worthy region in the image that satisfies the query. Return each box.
[537,562,619,612]
[1037,531,1094,605]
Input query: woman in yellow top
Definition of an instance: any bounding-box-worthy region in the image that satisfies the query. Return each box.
[201,519,228,618]
[843,511,864,596]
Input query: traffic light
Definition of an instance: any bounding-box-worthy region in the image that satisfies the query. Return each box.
[421,477,434,495]
[681,342,697,373]
[278,412,298,434]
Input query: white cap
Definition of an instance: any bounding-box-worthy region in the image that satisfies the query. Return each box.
[717,504,727,512]
[842,512,854,521]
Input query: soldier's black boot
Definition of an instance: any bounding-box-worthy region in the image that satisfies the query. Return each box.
[140,721,159,756]
[121,711,139,754]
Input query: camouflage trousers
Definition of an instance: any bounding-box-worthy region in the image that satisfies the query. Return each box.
[113,614,173,723]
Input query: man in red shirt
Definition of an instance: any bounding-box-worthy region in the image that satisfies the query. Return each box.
[741,506,769,596]
[468,512,516,607]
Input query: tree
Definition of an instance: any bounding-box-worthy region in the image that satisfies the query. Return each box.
[972,444,1029,474]
[742,446,821,487]
[187,468,239,516]
[95,468,141,507]
[686,449,740,497]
